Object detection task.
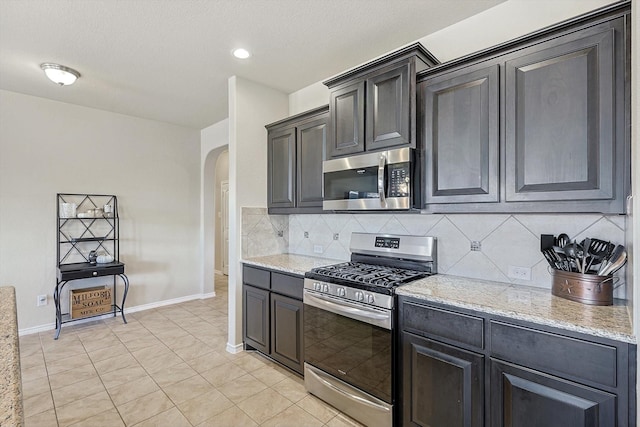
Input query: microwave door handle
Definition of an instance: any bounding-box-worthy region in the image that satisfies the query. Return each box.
[378,154,387,207]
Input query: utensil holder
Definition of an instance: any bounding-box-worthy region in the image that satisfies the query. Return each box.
[551,270,613,306]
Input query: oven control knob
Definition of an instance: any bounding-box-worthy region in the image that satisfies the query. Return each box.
[355,291,364,301]
[337,288,346,297]
[322,284,329,293]
[314,282,321,291]
[366,294,375,304]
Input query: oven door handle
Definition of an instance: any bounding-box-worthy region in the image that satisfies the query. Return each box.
[303,290,391,330]
[378,153,387,207]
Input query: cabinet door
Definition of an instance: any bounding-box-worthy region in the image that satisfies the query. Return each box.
[422,64,499,204]
[329,81,365,158]
[402,332,484,427]
[490,360,616,427]
[243,285,270,354]
[270,293,304,374]
[296,114,328,208]
[366,62,412,151]
[267,126,296,208]
[504,25,618,204]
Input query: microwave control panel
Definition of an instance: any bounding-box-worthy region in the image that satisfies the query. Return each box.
[388,163,410,197]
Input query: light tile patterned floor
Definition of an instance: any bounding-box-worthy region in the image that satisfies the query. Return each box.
[20,275,363,427]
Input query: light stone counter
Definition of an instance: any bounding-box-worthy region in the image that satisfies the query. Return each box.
[242,254,341,276]
[241,256,635,344]
[397,275,635,344]
[0,286,23,427]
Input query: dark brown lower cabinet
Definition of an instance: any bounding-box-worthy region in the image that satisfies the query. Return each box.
[270,293,304,373]
[490,360,616,427]
[398,296,635,427]
[401,331,484,427]
[242,265,305,375]
[243,285,270,354]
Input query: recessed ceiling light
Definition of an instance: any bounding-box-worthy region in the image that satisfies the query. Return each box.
[232,48,251,59]
[40,63,81,86]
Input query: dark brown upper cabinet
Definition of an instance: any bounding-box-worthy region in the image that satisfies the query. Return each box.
[504,24,619,205]
[324,43,438,159]
[421,64,499,204]
[266,106,329,214]
[418,2,629,213]
[267,126,296,210]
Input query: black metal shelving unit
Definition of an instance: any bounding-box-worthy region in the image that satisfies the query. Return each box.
[54,193,129,339]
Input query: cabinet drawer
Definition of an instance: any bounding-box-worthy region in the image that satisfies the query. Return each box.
[490,321,617,388]
[402,302,484,350]
[271,272,303,299]
[243,265,270,290]
[58,263,124,281]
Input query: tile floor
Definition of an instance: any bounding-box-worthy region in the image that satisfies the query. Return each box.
[20,274,363,426]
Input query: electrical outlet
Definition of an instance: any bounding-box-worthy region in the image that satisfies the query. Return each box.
[508,266,531,281]
[470,241,481,251]
[37,294,47,306]
[304,231,309,238]
[313,245,323,254]
[333,233,339,240]
[276,230,283,237]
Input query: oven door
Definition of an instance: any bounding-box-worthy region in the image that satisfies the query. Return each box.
[303,290,393,403]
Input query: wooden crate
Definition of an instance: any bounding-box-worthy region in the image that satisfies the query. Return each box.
[70,286,112,319]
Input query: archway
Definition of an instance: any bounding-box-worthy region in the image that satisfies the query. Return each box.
[202,145,229,295]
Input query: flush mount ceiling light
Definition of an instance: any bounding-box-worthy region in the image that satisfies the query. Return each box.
[40,63,81,86]
[232,48,251,59]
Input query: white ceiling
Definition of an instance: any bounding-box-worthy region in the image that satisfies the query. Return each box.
[0,0,506,129]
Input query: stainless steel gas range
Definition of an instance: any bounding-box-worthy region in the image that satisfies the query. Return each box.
[303,233,437,427]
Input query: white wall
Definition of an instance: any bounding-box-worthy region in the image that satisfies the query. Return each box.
[227,76,288,351]
[287,0,619,115]
[289,82,329,116]
[200,119,228,295]
[418,0,618,62]
[0,90,201,333]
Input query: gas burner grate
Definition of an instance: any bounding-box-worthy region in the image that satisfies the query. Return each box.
[310,262,429,288]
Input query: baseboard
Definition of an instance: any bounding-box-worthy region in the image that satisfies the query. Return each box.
[226,342,244,354]
[19,292,216,336]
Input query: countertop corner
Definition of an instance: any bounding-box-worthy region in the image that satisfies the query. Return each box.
[242,253,342,276]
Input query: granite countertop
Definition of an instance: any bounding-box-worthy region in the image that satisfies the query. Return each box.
[242,255,635,344]
[242,253,341,276]
[397,275,635,344]
[0,286,23,427]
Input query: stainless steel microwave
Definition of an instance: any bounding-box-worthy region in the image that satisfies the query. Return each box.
[323,147,420,211]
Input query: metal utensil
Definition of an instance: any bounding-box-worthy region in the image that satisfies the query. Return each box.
[542,248,562,270]
[598,244,624,275]
[603,251,627,275]
[556,233,570,249]
[581,238,591,273]
[599,245,627,276]
[585,239,613,273]
[564,242,584,273]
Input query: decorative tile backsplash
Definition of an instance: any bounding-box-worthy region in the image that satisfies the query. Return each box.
[241,208,628,299]
[241,208,289,258]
